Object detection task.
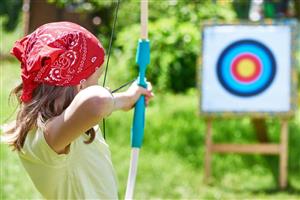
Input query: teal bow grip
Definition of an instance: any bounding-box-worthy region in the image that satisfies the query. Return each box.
[131,39,150,148]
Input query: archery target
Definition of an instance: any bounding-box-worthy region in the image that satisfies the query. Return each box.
[201,25,294,114]
[217,39,276,97]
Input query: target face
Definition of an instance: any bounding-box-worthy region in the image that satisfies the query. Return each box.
[217,40,276,97]
[200,24,295,116]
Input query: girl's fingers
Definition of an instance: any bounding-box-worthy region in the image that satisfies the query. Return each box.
[138,87,153,97]
[135,83,154,107]
[145,93,154,100]
[145,94,153,106]
[146,82,152,91]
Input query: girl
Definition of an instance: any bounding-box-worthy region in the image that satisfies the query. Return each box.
[2,22,153,199]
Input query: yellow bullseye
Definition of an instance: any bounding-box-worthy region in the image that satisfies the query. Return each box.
[236,59,256,78]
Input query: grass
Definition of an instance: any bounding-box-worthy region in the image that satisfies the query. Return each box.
[0,61,41,199]
[1,60,300,199]
[0,17,24,56]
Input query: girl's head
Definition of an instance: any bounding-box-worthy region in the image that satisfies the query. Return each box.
[4,22,105,150]
[12,21,105,102]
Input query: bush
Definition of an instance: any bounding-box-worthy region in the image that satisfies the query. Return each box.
[115,18,200,92]
[111,1,236,93]
[0,0,22,31]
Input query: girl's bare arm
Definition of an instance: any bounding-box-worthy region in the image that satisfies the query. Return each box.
[45,84,153,154]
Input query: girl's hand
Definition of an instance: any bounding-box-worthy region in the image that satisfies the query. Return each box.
[113,81,154,111]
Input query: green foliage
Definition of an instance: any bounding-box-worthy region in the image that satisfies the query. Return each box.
[112,1,236,93]
[48,0,115,9]
[115,18,200,92]
[232,0,251,19]
[0,16,24,55]
[0,0,22,31]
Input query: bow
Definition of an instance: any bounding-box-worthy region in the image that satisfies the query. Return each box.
[101,0,149,198]
[125,0,150,199]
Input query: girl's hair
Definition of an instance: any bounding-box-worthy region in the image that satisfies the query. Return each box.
[3,83,95,151]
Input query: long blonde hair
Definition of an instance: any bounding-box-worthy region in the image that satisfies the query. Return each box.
[3,83,95,151]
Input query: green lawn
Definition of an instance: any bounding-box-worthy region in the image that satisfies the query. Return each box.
[1,60,300,199]
[0,17,24,56]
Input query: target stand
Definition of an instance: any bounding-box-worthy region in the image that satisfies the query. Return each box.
[204,118,288,189]
[200,21,298,189]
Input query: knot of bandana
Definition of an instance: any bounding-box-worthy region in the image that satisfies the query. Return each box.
[11,22,105,103]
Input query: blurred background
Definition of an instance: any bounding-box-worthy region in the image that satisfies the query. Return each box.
[1,0,300,199]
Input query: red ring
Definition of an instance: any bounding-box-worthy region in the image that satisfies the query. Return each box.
[231,54,262,83]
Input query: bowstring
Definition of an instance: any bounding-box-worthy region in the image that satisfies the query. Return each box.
[102,0,120,139]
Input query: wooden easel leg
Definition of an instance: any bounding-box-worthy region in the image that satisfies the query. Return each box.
[204,119,212,183]
[279,120,288,189]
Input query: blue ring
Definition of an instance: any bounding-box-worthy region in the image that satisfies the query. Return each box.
[217,40,276,97]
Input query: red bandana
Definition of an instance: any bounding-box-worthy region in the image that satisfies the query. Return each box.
[11,21,105,103]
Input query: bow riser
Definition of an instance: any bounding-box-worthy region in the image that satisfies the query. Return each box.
[131,39,150,148]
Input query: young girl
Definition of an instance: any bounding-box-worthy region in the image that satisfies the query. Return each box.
[3,22,153,199]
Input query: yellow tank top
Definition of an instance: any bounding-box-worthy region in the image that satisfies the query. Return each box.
[18,125,118,199]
